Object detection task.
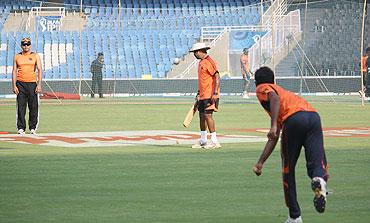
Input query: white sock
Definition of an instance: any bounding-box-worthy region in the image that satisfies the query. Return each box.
[211,132,218,143]
[200,131,207,143]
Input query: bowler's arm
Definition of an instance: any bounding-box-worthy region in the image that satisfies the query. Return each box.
[253,91,281,175]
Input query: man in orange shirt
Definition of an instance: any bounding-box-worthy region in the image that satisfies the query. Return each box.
[12,37,42,134]
[240,48,253,98]
[189,42,221,149]
[360,47,370,98]
[252,67,328,223]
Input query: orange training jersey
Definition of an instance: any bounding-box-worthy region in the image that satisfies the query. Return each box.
[361,56,368,72]
[15,52,38,82]
[240,54,250,73]
[256,83,316,125]
[198,55,220,100]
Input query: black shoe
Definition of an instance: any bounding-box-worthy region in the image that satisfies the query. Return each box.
[311,177,327,213]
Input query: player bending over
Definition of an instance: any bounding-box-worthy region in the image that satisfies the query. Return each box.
[252,67,329,223]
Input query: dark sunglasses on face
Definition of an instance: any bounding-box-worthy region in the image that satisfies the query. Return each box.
[22,43,31,46]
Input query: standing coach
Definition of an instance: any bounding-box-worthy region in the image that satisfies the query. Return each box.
[12,37,42,134]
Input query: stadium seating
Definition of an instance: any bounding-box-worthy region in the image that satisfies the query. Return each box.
[65,0,260,9]
[276,1,369,76]
[0,0,261,79]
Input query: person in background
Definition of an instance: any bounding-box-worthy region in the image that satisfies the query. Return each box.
[240,48,253,99]
[189,42,221,149]
[12,37,42,134]
[363,47,370,99]
[90,52,104,98]
[252,67,329,223]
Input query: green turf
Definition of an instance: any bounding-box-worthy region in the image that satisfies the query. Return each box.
[0,101,370,222]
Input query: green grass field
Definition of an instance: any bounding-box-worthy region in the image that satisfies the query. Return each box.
[0,99,370,222]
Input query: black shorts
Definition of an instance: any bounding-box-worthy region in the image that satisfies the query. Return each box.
[197,98,219,113]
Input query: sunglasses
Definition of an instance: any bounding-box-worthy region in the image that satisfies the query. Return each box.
[22,43,31,46]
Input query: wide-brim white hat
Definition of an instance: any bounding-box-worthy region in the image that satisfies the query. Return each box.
[189,42,211,52]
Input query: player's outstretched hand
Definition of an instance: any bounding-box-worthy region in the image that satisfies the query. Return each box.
[253,163,263,176]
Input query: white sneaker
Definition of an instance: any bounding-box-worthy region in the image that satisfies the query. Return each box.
[359,90,364,98]
[285,216,303,223]
[17,129,25,134]
[191,140,207,149]
[311,177,327,213]
[358,90,369,100]
[30,129,36,134]
[203,142,222,149]
[242,93,250,99]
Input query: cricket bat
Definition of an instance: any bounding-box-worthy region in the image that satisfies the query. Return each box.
[183,103,197,128]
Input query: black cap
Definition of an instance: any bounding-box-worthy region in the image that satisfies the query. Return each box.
[98,52,104,56]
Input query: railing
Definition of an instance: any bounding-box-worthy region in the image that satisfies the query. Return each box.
[177,25,270,79]
[201,26,227,42]
[249,9,301,72]
[26,7,65,32]
[261,0,288,27]
[176,27,228,78]
[13,11,29,32]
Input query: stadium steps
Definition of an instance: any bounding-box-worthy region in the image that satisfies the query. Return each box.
[2,13,27,32]
[275,48,301,76]
[165,52,195,78]
[166,30,230,78]
[61,13,86,31]
[275,8,323,76]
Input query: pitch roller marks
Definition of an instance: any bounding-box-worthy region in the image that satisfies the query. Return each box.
[0,130,266,148]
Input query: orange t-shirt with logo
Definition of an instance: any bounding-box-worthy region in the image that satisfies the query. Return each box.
[256,83,316,125]
[15,52,38,82]
[198,55,220,100]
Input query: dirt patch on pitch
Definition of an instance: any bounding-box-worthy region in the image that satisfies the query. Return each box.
[0,130,266,148]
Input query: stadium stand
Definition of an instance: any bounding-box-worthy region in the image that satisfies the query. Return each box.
[0,0,262,80]
[276,1,369,76]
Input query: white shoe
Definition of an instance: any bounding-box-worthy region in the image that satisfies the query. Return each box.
[311,177,327,213]
[285,216,303,223]
[17,129,25,135]
[203,142,222,149]
[359,90,367,99]
[242,93,250,99]
[191,140,207,149]
[30,129,36,134]
[358,90,364,98]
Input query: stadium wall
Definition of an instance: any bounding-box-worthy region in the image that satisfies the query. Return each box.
[0,77,361,97]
